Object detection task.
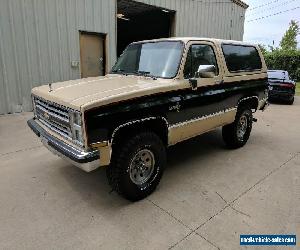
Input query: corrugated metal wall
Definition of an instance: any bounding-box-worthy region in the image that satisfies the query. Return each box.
[0,0,116,114]
[0,0,246,114]
[138,0,246,40]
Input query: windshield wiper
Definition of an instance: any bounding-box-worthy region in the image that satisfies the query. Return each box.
[135,70,150,76]
[111,69,127,75]
[134,71,157,80]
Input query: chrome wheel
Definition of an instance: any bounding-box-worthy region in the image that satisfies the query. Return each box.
[129,149,155,186]
[237,114,248,140]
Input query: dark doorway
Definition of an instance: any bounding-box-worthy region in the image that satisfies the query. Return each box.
[117,0,175,56]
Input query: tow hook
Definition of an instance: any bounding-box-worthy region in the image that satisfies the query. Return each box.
[253,118,258,123]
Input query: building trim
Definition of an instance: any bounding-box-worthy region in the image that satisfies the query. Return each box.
[231,0,249,9]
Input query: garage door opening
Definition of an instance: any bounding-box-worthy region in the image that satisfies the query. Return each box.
[117,0,176,56]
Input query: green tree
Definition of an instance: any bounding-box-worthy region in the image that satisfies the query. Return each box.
[258,44,268,55]
[280,20,299,51]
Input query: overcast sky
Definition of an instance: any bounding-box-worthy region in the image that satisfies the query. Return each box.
[243,0,300,48]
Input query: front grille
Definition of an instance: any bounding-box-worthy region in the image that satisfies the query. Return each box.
[34,96,72,140]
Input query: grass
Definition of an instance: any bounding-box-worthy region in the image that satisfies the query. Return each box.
[296,82,300,96]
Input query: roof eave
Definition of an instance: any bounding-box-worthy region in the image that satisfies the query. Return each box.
[231,0,249,9]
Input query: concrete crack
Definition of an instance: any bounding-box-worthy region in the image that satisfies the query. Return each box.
[216,191,251,218]
[216,191,227,204]
[230,152,299,205]
[196,232,221,250]
[168,231,194,249]
[147,198,192,230]
[150,153,299,250]
[230,206,251,218]
[0,145,43,158]
[195,152,299,231]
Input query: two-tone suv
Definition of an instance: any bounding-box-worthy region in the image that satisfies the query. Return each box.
[28,38,269,201]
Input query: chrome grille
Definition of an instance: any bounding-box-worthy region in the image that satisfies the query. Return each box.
[34,97,72,140]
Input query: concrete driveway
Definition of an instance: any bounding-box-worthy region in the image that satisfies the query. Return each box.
[0,98,299,250]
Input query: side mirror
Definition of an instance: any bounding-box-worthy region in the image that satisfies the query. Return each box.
[195,65,216,78]
[189,65,216,90]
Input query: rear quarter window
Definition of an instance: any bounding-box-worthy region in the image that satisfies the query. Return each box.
[222,44,262,72]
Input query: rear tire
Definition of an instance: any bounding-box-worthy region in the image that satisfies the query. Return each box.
[287,97,294,105]
[107,132,166,201]
[222,107,253,149]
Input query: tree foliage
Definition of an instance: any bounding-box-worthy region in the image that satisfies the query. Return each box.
[260,20,300,80]
[264,50,300,81]
[280,20,299,51]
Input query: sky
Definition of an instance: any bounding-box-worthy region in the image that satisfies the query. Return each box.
[243,0,300,48]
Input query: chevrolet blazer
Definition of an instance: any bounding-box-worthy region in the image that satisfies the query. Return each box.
[28,37,269,201]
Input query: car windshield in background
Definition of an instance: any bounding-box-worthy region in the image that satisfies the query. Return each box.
[268,70,289,81]
[111,41,183,78]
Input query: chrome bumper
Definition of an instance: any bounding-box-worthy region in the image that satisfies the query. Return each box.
[27,118,100,172]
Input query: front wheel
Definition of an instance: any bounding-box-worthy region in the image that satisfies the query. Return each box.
[107,132,166,201]
[222,107,253,149]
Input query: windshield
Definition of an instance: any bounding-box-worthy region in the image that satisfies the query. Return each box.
[111,41,183,78]
[268,70,289,80]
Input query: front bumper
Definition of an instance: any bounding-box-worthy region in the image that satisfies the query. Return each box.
[27,118,100,172]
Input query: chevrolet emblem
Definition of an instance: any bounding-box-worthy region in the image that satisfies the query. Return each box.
[44,112,50,120]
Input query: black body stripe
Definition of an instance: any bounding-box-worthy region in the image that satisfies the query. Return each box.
[85,78,268,144]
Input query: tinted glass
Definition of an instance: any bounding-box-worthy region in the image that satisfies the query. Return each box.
[183,44,219,79]
[222,44,262,72]
[111,41,183,78]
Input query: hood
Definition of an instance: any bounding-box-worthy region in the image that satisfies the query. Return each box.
[32,75,185,111]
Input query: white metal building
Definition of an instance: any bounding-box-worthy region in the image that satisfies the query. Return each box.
[0,0,248,114]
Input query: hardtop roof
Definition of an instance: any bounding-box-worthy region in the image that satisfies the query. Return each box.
[132,37,258,47]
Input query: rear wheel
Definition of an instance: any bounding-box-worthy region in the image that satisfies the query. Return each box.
[222,107,253,149]
[107,132,166,201]
[287,96,294,105]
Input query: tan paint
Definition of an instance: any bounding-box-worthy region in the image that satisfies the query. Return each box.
[168,109,237,146]
[31,37,267,112]
[31,37,268,166]
[179,40,225,87]
[98,145,112,166]
[31,75,189,112]
[90,141,112,166]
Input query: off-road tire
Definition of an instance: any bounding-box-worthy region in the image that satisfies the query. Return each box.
[107,132,166,201]
[222,106,253,149]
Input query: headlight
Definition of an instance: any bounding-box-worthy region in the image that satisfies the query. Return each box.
[70,111,84,145]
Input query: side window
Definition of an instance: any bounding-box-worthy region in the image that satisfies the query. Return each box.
[184,44,219,79]
[222,44,262,72]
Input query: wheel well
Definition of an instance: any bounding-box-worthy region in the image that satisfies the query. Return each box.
[238,96,259,111]
[111,118,168,147]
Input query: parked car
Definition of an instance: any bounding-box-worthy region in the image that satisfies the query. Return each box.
[28,38,268,201]
[268,70,296,105]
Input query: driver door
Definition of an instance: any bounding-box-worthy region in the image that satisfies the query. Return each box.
[183,41,223,86]
[169,41,227,145]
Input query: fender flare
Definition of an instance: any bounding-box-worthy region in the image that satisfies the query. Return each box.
[110,116,169,144]
[237,96,259,111]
